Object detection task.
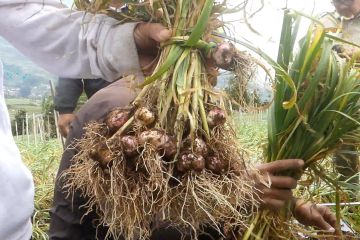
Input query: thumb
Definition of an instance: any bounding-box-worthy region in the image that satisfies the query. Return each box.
[134,23,172,50]
[147,23,172,43]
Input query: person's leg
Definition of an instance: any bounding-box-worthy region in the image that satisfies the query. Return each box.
[151,225,222,240]
[49,79,138,239]
[49,120,109,240]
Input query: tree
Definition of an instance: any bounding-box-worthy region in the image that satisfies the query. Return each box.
[42,95,57,138]
[12,109,27,135]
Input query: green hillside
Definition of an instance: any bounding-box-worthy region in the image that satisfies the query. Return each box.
[0,37,56,94]
[5,98,42,119]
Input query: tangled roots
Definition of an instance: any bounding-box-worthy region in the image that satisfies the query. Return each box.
[62,122,169,239]
[62,121,258,239]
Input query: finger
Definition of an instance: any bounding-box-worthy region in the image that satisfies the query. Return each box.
[261,198,285,212]
[270,176,298,189]
[311,211,335,232]
[316,205,337,229]
[257,187,293,202]
[135,23,172,51]
[146,23,172,43]
[264,188,293,202]
[257,159,304,174]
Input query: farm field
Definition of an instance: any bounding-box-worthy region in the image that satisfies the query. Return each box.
[18,137,62,240]
[17,115,360,240]
[5,98,42,119]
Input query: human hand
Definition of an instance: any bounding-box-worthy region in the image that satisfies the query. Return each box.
[58,113,76,138]
[254,159,304,212]
[293,198,336,233]
[134,23,172,76]
[133,27,238,79]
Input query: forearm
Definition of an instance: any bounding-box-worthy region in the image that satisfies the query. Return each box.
[0,0,141,81]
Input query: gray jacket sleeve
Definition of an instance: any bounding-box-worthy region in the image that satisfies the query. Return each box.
[0,0,142,82]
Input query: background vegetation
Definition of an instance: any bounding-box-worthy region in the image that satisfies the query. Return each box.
[0,37,56,99]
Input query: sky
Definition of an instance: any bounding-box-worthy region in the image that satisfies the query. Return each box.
[220,0,336,100]
[226,0,335,58]
[60,0,335,58]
